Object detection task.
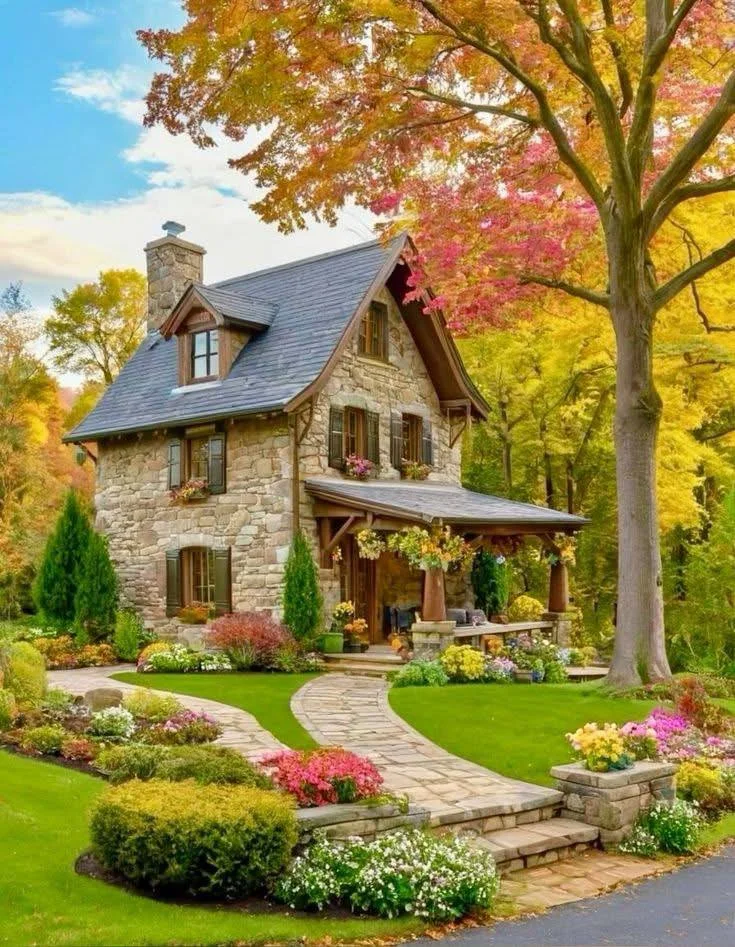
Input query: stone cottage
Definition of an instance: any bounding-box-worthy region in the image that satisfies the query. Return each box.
[66,223,585,640]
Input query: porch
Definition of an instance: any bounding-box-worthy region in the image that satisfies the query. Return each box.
[307,477,589,647]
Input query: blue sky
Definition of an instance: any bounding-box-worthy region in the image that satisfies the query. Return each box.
[0,0,372,375]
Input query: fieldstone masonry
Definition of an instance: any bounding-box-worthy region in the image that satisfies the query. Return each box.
[295,801,430,845]
[145,233,205,331]
[550,760,677,847]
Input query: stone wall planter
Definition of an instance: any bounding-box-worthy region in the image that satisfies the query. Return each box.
[295,801,430,844]
[411,619,456,660]
[513,669,534,684]
[550,760,677,848]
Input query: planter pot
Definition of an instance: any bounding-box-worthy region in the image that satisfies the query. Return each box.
[319,632,344,654]
[359,642,370,653]
[343,641,362,654]
[422,567,447,622]
[513,668,534,684]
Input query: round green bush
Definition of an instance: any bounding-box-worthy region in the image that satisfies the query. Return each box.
[0,689,18,730]
[20,724,68,755]
[507,595,545,622]
[91,779,297,897]
[390,659,449,688]
[0,641,46,706]
[95,745,170,783]
[121,688,183,722]
[155,746,273,788]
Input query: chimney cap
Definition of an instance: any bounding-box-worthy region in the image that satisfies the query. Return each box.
[162,220,186,238]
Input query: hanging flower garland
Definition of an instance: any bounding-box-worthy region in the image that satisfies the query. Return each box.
[544,534,577,567]
[356,528,386,560]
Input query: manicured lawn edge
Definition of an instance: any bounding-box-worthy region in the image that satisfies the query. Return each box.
[112,671,319,749]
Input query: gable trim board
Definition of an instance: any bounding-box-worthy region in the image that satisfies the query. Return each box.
[64,235,487,445]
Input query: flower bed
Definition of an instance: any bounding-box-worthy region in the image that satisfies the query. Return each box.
[32,635,117,670]
[261,748,384,807]
[136,642,233,673]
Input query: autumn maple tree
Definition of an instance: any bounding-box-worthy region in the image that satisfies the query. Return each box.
[140,1,735,686]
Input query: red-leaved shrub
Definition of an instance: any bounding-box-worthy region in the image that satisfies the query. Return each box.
[206,612,296,670]
[261,747,383,807]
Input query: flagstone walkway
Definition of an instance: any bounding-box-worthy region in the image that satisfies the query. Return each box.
[47,666,285,761]
[290,674,562,825]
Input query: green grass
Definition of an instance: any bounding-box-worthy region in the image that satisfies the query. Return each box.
[0,751,422,946]
[389,682,657,786]
[699,811,735,849]
[113,672,319,749]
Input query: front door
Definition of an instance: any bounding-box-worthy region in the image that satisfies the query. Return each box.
[342,535,380,643]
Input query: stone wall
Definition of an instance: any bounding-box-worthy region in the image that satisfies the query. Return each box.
[296,801,429,844]
[96,415,292,633]
[145,234,205,332]
[550,760,677,848]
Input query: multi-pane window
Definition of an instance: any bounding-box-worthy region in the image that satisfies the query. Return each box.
[344,406,365,457]
[188,436,210,480]
[168,432,226,494]
[187,547,215,605]
[191,329,219,380]
[357,301,389,361]
[401,414,423,464]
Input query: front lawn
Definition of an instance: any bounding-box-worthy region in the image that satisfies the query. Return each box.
[0,751,422,946]
[389,682,657,786]
[112,671,318,749]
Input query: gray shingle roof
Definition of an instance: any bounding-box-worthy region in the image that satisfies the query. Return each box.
[67,236,404,441]
[193,284,278,329]
[305,478,588,529]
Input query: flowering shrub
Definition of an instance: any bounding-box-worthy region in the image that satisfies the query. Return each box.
[617,824,658,857]
[32,636,116,670]
[484,656,516,682]
[440,645,485,682]
[332,601,355,625]
[504,632,568,682]
[388,525,473,572]
[144,710,222,745]
[390,659,449,688]
[138,642,232,673]
[206,612,296,670]
[344,454,375,480]
[88,706,136,741]
[567,722,633,772]
[677,760,735,815]
[507,595,545,622]
[275,830,500,920]
[636,799,703,854]
[262,747,383,806]
[136,641,170,668]
[620,721,660,760]
[676,677,730,734]
[356,528,386,560]
[61,736,98,762]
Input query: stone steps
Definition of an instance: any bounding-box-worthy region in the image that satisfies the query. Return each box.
[468,817,600,873]
[321,654,401,676]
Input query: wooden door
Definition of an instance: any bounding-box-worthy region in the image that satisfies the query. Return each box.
[343,536,380,643]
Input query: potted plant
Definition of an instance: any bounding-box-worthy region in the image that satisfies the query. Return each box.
[318,601,354,653]
[356,528,386,560]
[177,601,214,624]
[344,454,375,480]
[387,526,474,622]
[401,459,431,481]
[343,618,369,653]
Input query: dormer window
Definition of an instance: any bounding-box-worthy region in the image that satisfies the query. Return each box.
[191,328,219,380]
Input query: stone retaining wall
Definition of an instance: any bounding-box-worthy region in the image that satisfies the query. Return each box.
[550,760,677,848]
[295,801,429,844]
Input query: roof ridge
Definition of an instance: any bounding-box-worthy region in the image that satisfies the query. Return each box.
[212,234,405,288]
[195,283,278,310]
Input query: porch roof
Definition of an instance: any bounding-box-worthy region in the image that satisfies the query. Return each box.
[305,478,588,532]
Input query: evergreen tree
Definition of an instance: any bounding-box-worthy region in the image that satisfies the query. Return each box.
[33,490,91,626]
[74,531,118,642]
[282,531,322,642]
[471,550,509,618]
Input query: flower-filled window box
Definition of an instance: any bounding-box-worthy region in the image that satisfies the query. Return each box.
[177,601,215,624]
[170,478,210,504]
[401,459,431,481]
[344,454,376,480]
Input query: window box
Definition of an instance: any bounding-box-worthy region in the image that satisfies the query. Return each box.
[401,460,431,481]
[170,479,210,504]
[344,454,376,480]
[177,602,215,624]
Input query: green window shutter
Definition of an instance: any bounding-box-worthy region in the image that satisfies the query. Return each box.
[422,418,434,466]
[213,548,232,616]
[366,411,380,465]
[390,412,403,469]
[165,549,181,616]
[328,406,345,469]
[207,433,226,494]
[167,439,182,489]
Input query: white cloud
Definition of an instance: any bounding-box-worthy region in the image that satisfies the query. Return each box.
[54,66,147,124]
[51,8,96,27]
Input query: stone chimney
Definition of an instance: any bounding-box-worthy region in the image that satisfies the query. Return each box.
[145,221,206,332]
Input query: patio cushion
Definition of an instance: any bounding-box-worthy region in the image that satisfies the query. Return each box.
[468,609,488,625]
[447,608,469,625]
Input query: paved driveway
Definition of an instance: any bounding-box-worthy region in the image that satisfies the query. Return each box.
[417,844,735,946]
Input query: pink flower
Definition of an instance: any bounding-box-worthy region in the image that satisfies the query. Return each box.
[260,747,383,807]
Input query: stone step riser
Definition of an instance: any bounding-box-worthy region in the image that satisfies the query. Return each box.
[462,816,601,875]
[495,840,596,875]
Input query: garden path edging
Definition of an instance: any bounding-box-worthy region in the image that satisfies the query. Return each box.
[47,665,286,761]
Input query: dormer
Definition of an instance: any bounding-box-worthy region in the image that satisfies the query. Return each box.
[159,282,278,385]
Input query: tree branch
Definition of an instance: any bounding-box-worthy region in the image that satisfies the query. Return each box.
[404,87,538,127]
[644,70,735,222]
[648,174,735,236]
[654,236,735,310]
[417,0,606,212]
[520,273,610,307]
[600,0,634,117]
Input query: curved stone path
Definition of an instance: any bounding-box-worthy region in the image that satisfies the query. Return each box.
[47,666,285,761]
[291,674,561,825]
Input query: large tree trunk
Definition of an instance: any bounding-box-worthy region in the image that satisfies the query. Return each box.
[607,277,672,687]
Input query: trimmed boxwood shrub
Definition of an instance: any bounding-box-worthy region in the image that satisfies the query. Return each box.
[90,779,297,897]
[96,744,273,787]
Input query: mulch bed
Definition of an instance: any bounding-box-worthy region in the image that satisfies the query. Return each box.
[75,850,360,918]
